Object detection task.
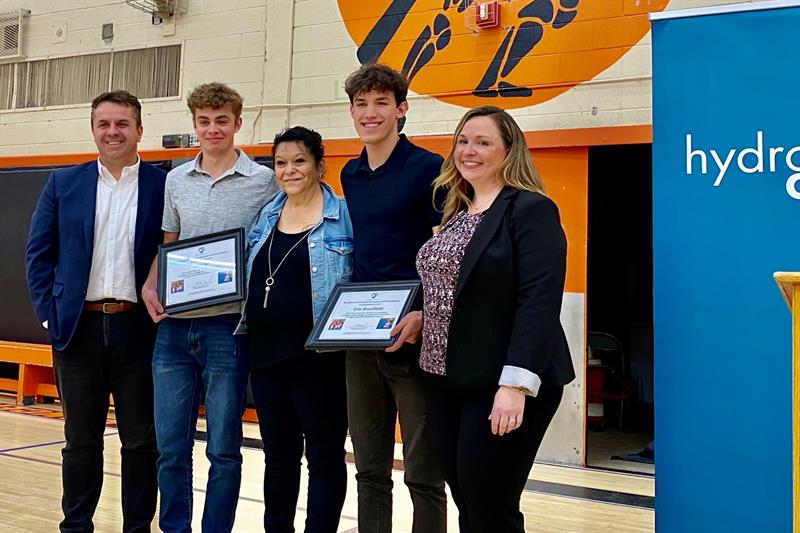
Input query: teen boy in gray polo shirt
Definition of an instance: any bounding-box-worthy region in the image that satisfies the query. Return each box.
[142,82,278,532]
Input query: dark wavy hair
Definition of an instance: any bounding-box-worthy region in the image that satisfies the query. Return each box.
[344,64,408,105]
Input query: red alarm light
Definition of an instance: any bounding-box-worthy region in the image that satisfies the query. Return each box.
[475,2,500,29]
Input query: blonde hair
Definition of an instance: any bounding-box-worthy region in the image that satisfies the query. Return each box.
[434,106,545,225]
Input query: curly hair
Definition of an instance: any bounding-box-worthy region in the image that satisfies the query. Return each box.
[435,106,546,225]
[186,82,243,118]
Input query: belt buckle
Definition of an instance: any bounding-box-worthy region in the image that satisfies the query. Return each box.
[102,302,115,314]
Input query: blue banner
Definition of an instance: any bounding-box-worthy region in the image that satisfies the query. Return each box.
[652,3,800,531]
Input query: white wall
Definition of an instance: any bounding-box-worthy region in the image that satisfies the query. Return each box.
[538,292,586,464]
[0,0,759,155]
[0,0,273,154]
[0,0,760,466]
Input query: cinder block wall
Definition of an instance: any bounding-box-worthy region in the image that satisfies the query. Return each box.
[0,0,753,154]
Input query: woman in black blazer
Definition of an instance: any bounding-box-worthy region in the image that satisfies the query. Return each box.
[416,106,575,533]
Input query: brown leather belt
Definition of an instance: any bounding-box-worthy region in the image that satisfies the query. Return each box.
[84,301,137,314]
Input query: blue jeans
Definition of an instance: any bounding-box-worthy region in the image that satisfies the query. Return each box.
[152,314,247,533]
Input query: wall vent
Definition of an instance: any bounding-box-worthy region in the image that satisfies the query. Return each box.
[0,9,29,60]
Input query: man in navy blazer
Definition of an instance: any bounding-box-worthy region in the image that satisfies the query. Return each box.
[25,91,166,533]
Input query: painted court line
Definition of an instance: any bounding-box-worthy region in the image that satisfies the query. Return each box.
[524,479,655,510]
[201,430,655,511]
[0,449,358,520]
[0,439,67,454]
[0,410,652,512]
[0,432,118,454]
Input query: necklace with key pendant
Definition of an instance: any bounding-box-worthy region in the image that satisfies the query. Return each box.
[263,226,315,309]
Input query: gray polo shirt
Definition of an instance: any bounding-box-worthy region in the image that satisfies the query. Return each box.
[163,148,278,318]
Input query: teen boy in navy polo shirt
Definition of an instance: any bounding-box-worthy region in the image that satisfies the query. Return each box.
[341,64,447,533]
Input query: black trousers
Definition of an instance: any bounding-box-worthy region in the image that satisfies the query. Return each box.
[346,350,447,533]
[423,374,563,533]
[250,352,348,533]
[52,308,158,533]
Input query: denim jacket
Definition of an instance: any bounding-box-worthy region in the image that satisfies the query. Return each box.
[235,182,353,334]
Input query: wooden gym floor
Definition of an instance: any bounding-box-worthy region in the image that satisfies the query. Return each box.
[0,399,654,532]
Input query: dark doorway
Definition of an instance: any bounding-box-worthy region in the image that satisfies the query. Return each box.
[586,143,654,474]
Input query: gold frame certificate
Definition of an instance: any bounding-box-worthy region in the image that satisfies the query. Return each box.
[157,228,245,314]
[305,281,421,350]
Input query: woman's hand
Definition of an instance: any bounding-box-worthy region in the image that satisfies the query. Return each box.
[488,386,526,436]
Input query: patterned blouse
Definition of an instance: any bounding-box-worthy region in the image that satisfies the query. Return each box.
[416,210,485,375]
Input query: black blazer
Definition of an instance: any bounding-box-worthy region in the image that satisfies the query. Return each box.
[25,161,167,351]
[444,187,576,390]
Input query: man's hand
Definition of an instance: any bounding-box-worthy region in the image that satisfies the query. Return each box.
[385,310,423,352]
[142,285,168,323]
[488,386,526,436]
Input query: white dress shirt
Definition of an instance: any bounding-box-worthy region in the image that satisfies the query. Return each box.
[85,158,140,303]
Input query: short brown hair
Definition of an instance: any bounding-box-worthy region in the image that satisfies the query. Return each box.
[187,82,243,118]
[91,90,142,127]
[344,64,408,105]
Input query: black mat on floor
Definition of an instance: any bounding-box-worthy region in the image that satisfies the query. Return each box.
[612,442,654,464]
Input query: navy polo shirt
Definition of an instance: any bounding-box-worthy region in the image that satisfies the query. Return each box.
[341,134,444,282]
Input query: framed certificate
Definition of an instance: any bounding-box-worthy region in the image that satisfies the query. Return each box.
[158,228,246,314]
[305,281,421,350]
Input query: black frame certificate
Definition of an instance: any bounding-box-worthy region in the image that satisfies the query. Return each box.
[157,228,245,314]
[305,281,421,350]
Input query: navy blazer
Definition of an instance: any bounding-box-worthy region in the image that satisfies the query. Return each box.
[445,187,576,390]
[25,160,167,351]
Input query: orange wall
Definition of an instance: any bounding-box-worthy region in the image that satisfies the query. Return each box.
[0,125,647,296]
[284,136,588,293]
[315,139,588,294]
[535,147,587,294]
[337,0,669,110]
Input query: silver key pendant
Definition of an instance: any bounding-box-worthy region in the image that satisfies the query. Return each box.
[263,278,274,308]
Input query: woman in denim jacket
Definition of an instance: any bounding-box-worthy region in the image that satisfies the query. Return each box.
[236,126,353,532]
